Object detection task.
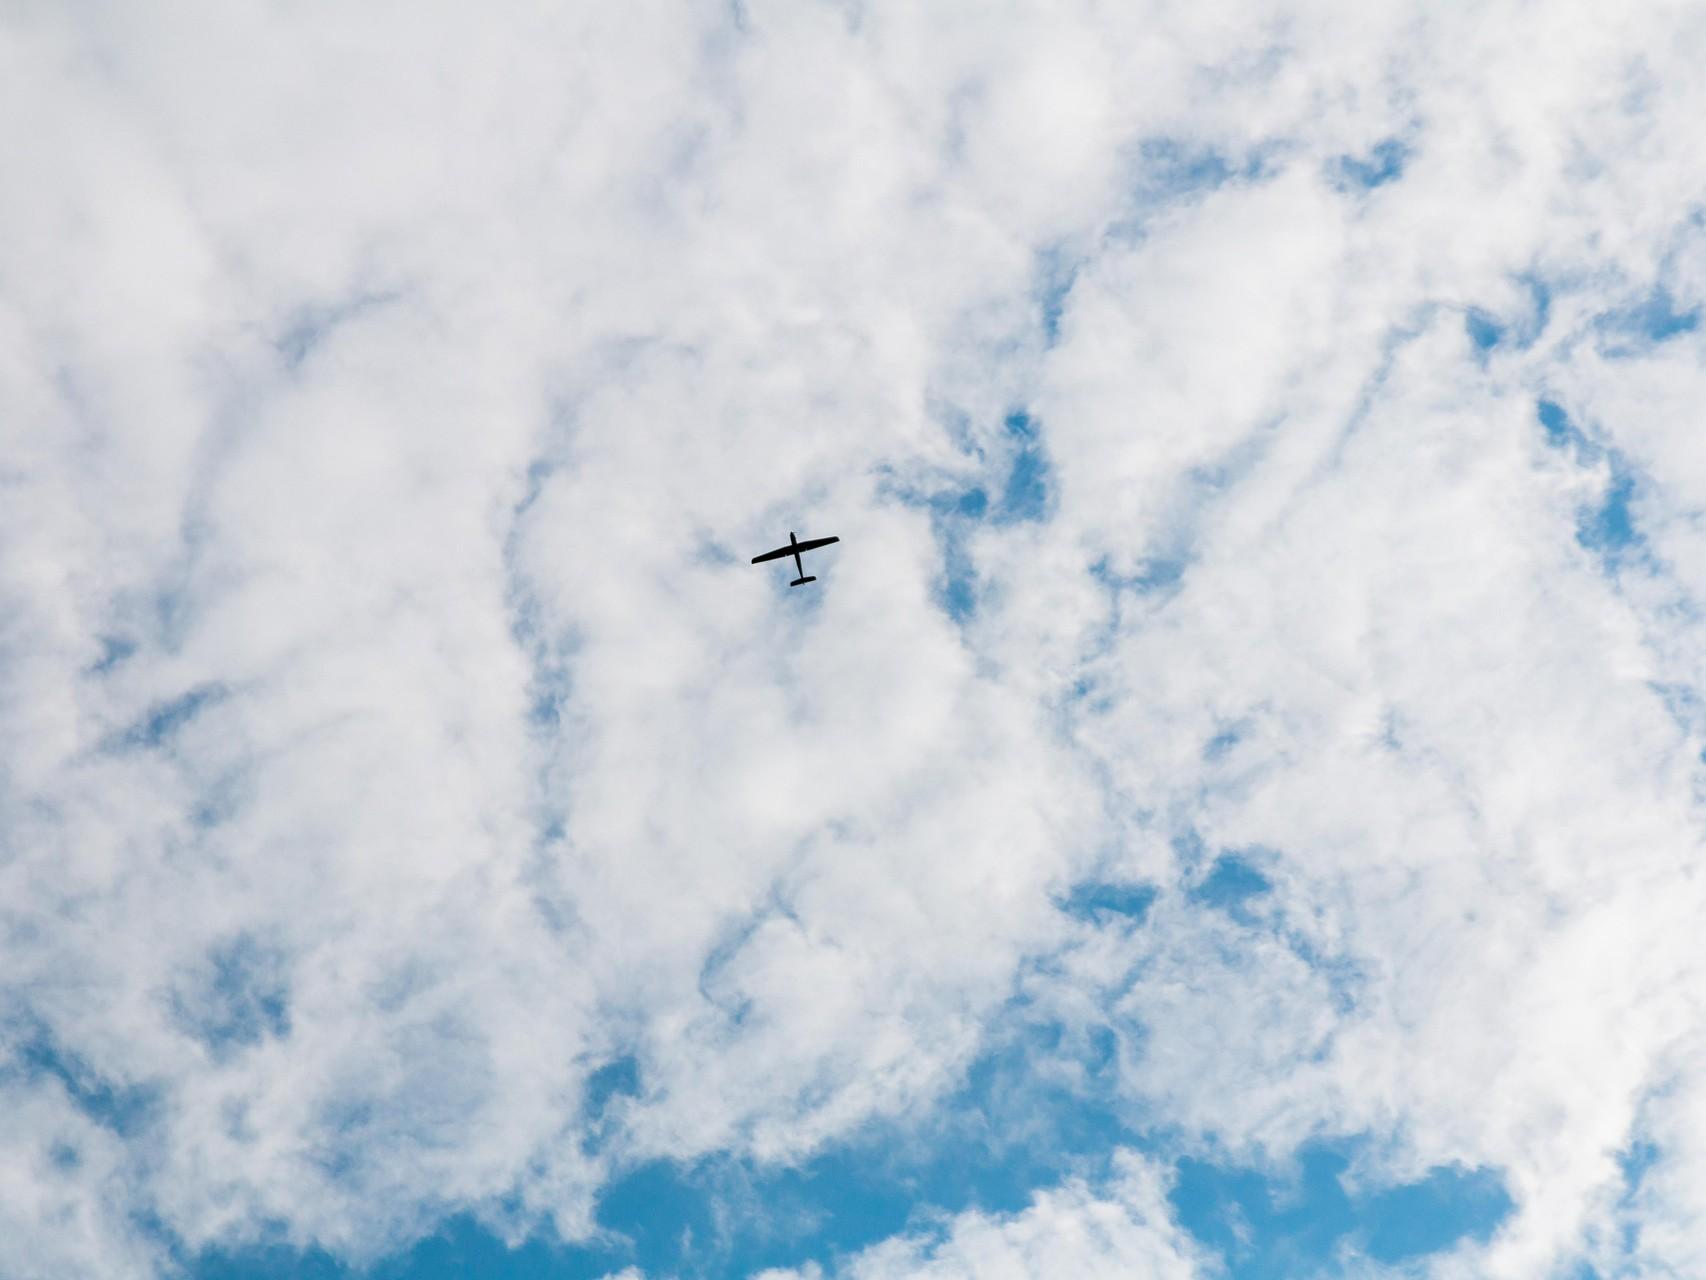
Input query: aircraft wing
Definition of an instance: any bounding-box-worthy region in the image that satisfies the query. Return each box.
[751,545,795,564]
[791,536,839,553]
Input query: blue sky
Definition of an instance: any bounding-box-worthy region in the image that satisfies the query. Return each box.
[7,3,1706,1279]
[190,1137,1512,1280]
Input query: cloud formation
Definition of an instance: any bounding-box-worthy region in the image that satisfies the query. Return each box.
[753,1152,1209,1280]
[4,1,1706,1277]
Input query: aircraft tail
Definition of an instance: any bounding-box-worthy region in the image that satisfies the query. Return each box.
[790,575,817,587]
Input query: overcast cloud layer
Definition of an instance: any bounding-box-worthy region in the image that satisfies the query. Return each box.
[5,2,1706,1277]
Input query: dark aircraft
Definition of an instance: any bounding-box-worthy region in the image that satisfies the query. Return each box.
[751,531,840,586]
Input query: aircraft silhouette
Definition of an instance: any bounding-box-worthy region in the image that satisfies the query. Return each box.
[752,531,840,586]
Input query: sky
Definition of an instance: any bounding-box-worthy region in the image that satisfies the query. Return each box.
[3,2,1706,1278]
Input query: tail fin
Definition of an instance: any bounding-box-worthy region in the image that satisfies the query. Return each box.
[790,575,817,587]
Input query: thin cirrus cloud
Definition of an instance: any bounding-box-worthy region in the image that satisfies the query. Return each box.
[3,2,1706,1279]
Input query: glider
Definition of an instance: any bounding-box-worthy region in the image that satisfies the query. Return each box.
[751,531,840,586]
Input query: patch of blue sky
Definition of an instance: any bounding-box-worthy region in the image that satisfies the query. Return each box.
[1647,682,1706,765]
[1190,853,1273,925]
[1134,137,1270,200]
[1532,399,1651,576]
[1537,398,1583,450]
[1621,1150,1667,1270]
[1065,672,1114,717]
[8,1026,160,1139]
[499,483,586,943]
[194,1217,609,1280]
[504,460,579,732]
[1595,285,1701,356]
[1361,1163,1513,1262]
[185,989,1513,1280]
[697,903,795,1030]
[937,543,978,621]
[1169,826,1210,871]
[1091,553,1190,600]
[1562,1140,1665,1276]
[1170,1142,1514,1276]
[86,633,138,674]
[1060,880,1158,925]
[1466,307,1504,354]
[512,457,555,519]
[304,1099,376,1190]
[277,312,333,370]
[190,1117,1513,1280]
[192,1236,352,1280]
[517,624,574,730]
[46,1139,80,1172]
[577,1053,643,1160]
[170,934,291,1059]
[592,1160,733,1275]
[634,895,1377,1273]
[583,1055,641,1119]
[1576,466,1642,569]
[1167,834,1362,1017]
[950,487,987,519]
[1326,137,1409,191]
[1524,273,1554,338]
[904,482,980,622]
[994,411,1051,524]
[1104,137,1280,246]
[1602,1133,1664,1260]
[1203,723,1244,761]
[1032,243,1079,345]
[883,408,1055,622]
[103,683,226,752]
[149,577,204,655]
[1133,557,1189,592]
[1463,275,1553,357]
[587,1120,1061,1278]
[1618,1137,1661,1200]
[185,835,1443,1280]
[939,1014,1129,1176]
[190,1028,1135,1280]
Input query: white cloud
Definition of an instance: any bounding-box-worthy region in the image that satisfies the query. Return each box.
[753,1151,1207,1280]
[5,1,1706,1277]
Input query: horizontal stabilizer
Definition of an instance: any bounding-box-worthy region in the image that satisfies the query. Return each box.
[790,575,817,587]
